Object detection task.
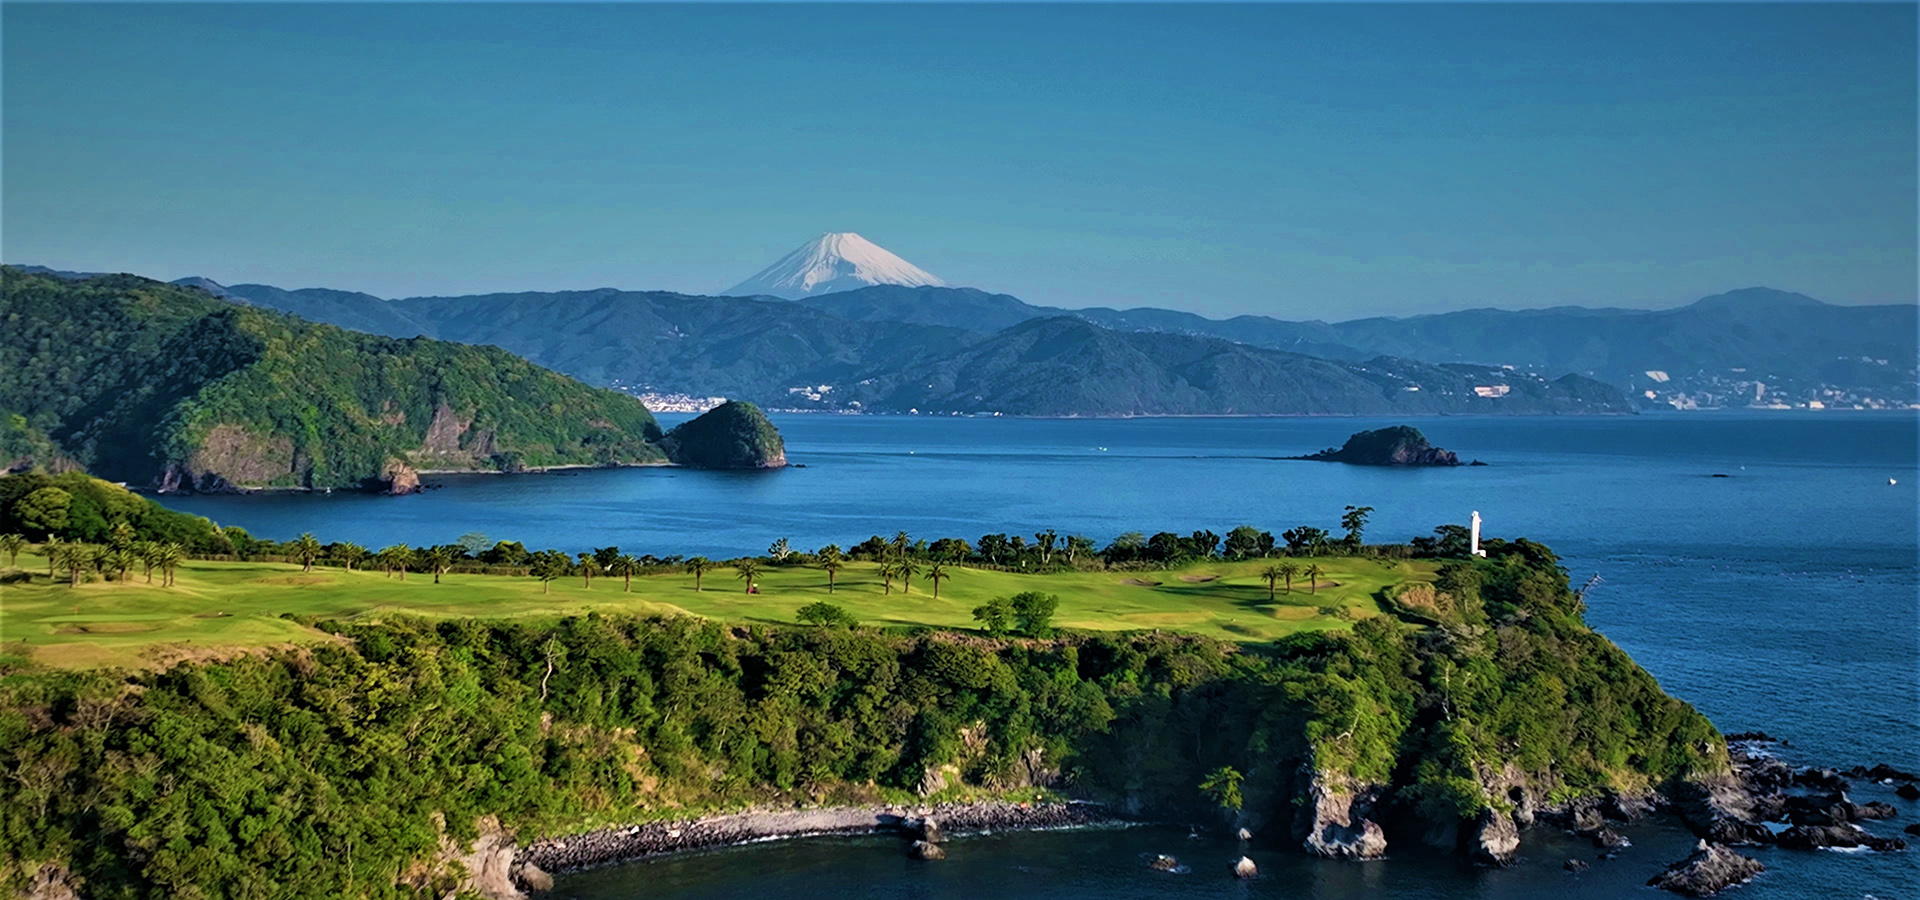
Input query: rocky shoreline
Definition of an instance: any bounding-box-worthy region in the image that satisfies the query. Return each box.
[521,799,1120,875]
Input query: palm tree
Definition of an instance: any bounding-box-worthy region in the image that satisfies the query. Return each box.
[609,554,641,591]
[293,532,322,573]
[43,536,62,579]
[1277,561,1302,594]
[735,559,762,593]
[891,531,911,558]
[879,562,896,595]
[156,543,184,587]
[423,546,455,584]
[56,543,86,587]
[337,542,368,572]
[816,544,844,593]
[104,547,134,583]
[376,545,411,579]
[1260,564,1284,601]
[1305,564,1323,595]
[107,521,137,551]
[134,540,159,583]
[895,558,919,594]
[576,552,598,589]
[924,562,951,599]
[685,556,713,591]
[0,533,24,568]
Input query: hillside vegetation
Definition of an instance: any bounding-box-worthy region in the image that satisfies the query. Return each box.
[0,537,1724,898]
[209,281,1633,415]
[0,268,666,490]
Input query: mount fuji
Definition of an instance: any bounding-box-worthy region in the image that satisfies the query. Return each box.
[722,232,945,299]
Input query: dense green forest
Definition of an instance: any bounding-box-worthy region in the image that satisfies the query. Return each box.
[0,472,226,551]
[0,539,1723,898]
[0,268,665,490]
[0,413,72,474]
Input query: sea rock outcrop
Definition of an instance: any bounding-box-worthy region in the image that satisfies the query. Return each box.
[381,458,422,495]
[659,400,787,469]
[1468,808,1521,866]
[1673,774,1774,845]
[1233,856,1257,878]
[1774,824,1907,852]
[1294,770,1389,859]
[1646,841,1765,897]
[1296,425,1465,467]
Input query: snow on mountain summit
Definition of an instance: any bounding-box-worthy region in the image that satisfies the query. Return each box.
[722,232,945,299]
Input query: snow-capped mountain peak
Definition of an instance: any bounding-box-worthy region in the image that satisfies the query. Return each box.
[723,232,945,299]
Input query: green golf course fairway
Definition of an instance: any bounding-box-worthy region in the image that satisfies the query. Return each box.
[0,552,1437,669]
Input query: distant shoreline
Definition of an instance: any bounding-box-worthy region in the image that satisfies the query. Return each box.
[521,799,1125,876]
[143,460,677,497]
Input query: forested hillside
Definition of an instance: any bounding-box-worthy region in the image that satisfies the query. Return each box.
[0,268,666,490]
[211,282,1631,415]
[0,539,1725,897]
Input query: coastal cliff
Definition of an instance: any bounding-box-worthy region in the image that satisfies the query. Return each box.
[0,268,669,493]
[1,537,1829,899]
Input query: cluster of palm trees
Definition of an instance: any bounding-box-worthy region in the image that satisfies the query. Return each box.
[679,538,954,599]
[862,535,954,599]
[1258,561,1324,601]
[4,526,186,588]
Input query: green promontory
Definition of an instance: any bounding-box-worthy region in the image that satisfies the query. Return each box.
[1299,425,1465,466]
[0,537,1728,897]
[0,267,669,491]
[661,400,788,469]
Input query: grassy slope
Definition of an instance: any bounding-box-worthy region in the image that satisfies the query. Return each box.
[0,552,1433,669]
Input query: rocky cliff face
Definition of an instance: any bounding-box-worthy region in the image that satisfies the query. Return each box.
[660,401,787,469]
[1293,769,1389,859]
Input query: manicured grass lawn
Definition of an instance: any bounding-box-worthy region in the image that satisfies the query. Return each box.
[0,551,1437,669]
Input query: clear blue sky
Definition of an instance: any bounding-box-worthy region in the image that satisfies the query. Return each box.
[4,3,1914,318]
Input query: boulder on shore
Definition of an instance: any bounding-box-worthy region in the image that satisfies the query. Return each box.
[909,840,946,861]
[1589,827,1631,849]
[1296,426,1464,467]
[1646,841,1765,897]
[908,816,945,844]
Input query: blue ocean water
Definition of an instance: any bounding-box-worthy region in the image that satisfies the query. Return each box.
[162,412,1920,898]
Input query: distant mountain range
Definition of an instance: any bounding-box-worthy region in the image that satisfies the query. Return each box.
[179,279,1626,416]
[798,285,1917,408]
[16,261,1912,415]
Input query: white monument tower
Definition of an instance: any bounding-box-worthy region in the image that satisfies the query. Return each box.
[1470,511,1487,558]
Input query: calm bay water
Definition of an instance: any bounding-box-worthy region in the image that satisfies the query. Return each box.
[163,412,1920,898]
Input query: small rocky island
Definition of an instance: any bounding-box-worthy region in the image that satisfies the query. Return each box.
[1295,425,1476,467]
[661,400,788,469]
